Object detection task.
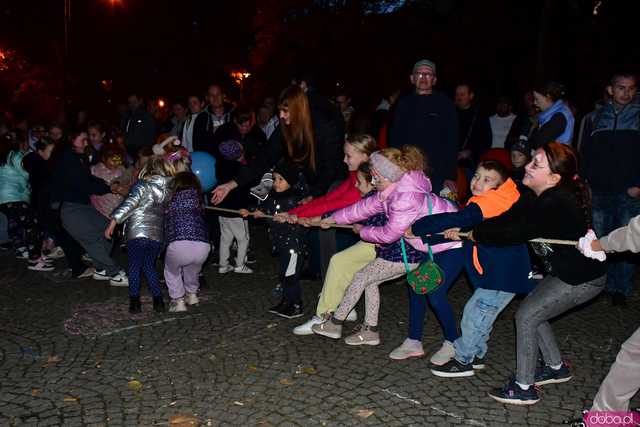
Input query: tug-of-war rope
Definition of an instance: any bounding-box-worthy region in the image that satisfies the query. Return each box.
[205,207,578,246]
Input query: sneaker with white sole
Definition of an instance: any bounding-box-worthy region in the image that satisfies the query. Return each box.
[92,269,111,281]
[233,265,254,274]
[344,323,380,346]
[345,309,357,322]
[185,293,199,306]
[47,246,65,259]
[76,267,96,279]
[430,341,456,366]
[534,362,572,386]
[28,260,55,272]
[169,298,187,312]
[389,338,425,360]
[430,358,474,378]
[293,315,326,336]
[109,270,129,287]
[15,249,29,260]
[312,317,343,339]
[488,378,540,405]
[218,265,234,274]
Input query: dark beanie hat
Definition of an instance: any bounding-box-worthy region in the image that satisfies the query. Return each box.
[510,140,530,157]
[273,160,300,187]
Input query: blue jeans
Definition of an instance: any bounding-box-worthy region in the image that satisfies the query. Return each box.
[127,237,163,298]
[592,191,640,296]
[454,288,515,365]
[408,247,464,342]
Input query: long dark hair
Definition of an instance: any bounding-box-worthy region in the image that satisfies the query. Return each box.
[541,142,591,227]
[173,171,202,196]
[278,85,316,172]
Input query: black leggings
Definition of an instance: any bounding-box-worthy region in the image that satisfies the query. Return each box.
[0,202,40,256]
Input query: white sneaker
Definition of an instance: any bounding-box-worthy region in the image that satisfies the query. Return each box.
[389,338,425,360]
[47,246,65,259]
[430,341,456,366]
[345,309,357,322]
[169,298,187,312]
[109,270,129,287]
[218,265,234,274]
[92,269,111,281]
[185,293,199,306]
[233,265,253,274]
[28,260,55,272]
[293,315,325,336]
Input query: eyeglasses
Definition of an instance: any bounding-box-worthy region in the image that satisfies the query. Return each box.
[414,72,434,79]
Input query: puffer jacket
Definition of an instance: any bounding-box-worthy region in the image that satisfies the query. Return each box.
[111,175,173,242]
[0,151,30,205]
[331,170,460,254]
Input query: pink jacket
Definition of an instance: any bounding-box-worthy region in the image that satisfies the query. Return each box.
[332,171,460,254]
[90,163,125,218]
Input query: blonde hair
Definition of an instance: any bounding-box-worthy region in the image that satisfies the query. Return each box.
[378,145,425,172]
[138,155,177,180]
[346,134,377,156]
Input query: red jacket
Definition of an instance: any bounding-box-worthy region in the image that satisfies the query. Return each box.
[288,171,361,218]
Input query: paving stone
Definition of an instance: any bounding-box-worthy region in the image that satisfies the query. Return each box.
[0,225,638,426]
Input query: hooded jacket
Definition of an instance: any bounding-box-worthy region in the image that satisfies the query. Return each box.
[111,175,173,242]
[415,179,534,294]
[331,170,460,254]
[0,151,30,205]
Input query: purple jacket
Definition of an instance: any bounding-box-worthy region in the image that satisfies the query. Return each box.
[332,171,461,254]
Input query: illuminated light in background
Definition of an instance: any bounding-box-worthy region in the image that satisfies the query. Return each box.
[230,70,251,86]
[593,0,602,16]
[157,99,166,108]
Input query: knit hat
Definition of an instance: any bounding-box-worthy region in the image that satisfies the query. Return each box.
[219,140,244,161]
[369,151,405,183]
[412,59,436,75]
[510,140,530,157]
[273,160,300,187]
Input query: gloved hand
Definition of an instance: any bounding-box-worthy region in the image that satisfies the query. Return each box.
[250,172,273,201]
[577,229,606,262]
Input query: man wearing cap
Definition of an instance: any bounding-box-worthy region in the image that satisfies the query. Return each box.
[389,59,458,194]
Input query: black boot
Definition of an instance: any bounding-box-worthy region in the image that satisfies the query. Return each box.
[129,296,141,314]
[153,296,165,313]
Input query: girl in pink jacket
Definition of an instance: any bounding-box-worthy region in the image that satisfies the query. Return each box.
[312,146,459,345]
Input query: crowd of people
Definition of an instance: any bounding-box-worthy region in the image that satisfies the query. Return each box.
[0,60,639,417]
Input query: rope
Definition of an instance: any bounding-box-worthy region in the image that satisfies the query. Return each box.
[204,206,354,229]
[453,231,577,246]
[205,207,578,244]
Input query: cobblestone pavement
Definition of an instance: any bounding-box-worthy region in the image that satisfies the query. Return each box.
[0,226,638,426]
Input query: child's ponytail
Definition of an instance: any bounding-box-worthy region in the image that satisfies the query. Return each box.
[542,142,592,228]
[378,145,426,172]
[398,145,426,172]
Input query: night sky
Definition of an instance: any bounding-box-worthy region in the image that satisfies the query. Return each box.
[1,0,638,120]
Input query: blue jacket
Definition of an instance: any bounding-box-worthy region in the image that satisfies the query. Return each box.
[538,100,574,145]
[0,151,30,205]
[581,101,640,192]
[416,203,535,294]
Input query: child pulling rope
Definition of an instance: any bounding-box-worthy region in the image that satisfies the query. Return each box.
[204,207,578,245]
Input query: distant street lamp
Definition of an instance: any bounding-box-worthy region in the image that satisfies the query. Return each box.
[230,70,251,99]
